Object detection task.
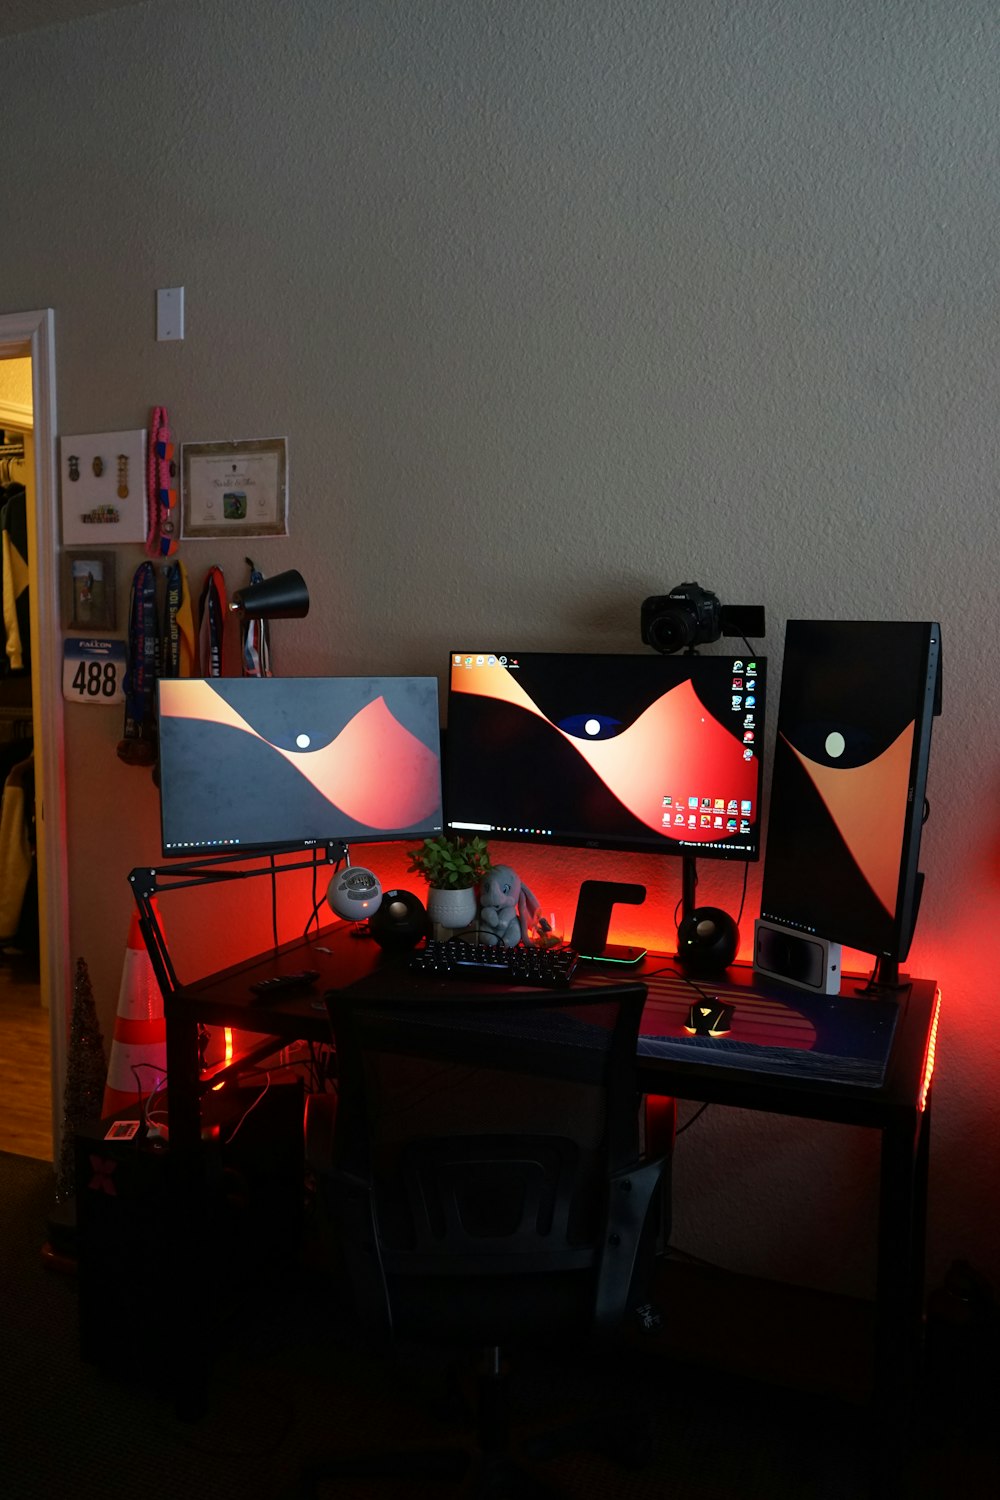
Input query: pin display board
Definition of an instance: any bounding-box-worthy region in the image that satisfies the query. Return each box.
[60,430,147,545]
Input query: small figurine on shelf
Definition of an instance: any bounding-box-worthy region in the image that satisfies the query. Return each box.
[477,864,541,947]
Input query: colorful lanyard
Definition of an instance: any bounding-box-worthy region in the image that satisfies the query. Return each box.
[117,561,159,765]
[161,559,197,678]
[198,566,226,676]
[146,406,178,558]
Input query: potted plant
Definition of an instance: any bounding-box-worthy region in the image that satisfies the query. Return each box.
[406,834,492,934]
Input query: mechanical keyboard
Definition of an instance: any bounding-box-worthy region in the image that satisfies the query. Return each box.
[409,939,579,989]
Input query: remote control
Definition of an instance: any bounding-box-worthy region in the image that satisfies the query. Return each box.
[249,969,320,997]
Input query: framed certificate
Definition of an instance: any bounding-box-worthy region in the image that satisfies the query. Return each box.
[180,437,288,539]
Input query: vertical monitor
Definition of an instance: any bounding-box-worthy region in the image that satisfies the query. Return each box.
[759,620,941,963]
[157,676,443,857]
[444,651,766,860]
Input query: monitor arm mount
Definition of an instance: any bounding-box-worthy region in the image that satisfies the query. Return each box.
[128,842,349,1005]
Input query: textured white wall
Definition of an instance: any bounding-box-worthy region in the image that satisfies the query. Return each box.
[2,0,998,1299]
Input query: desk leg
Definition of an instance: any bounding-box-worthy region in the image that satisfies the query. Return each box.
[165,1009,211,1420]
[872,1093,932,1493]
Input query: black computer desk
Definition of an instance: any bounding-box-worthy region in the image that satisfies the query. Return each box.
[160,923,939,1477]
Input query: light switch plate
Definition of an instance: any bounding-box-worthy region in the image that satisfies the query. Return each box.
[156,287,184,341]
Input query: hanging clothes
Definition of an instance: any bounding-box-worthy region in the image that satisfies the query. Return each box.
[0,481,29,675]
[0,747,33,943]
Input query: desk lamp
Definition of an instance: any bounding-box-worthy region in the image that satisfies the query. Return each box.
[229,565,309,676]
[228,567,310,620]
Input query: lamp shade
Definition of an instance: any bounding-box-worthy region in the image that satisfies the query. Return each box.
[228,568,309,619]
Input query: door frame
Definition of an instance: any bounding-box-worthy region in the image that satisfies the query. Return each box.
[0,308,69,1159]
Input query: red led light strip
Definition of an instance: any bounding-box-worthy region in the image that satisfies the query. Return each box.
[919,986,941,1112]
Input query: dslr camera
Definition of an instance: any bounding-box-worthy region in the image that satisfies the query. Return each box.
[641,583,765,655]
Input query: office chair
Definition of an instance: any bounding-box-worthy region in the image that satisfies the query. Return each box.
[301,981,667,1498]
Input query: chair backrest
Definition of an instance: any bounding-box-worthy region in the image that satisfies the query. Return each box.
[324,982,663,1348]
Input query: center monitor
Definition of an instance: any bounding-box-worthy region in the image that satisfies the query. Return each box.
[157,676,443,857]
[444,651,766,860]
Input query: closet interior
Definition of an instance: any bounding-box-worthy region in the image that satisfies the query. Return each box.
[0,430,36,959]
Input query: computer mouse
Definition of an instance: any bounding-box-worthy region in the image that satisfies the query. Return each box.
[684,997,734,1037]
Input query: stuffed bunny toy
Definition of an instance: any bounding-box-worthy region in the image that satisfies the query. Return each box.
[477,864,541,947]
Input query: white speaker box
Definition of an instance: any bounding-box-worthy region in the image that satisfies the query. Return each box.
[753,919,842,996]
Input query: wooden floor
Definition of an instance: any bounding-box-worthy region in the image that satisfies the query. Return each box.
[0,956,51,1161]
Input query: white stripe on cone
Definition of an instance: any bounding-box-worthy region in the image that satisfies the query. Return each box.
[102,910,167,1118]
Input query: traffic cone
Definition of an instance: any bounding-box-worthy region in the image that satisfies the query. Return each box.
[101,907,167,1118]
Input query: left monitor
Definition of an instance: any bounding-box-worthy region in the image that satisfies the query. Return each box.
[157,676,443,858]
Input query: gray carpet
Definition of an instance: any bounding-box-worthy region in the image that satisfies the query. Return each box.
[1,1149,996,1500]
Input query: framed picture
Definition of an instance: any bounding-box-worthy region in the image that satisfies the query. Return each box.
[61,549,117,631]
[59,429,147,545]
[180,437,288,539]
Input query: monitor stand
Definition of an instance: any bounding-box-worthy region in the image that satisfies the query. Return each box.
[569,880,647,965]
[674,854,740,975]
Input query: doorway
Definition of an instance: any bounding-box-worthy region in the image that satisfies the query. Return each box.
[0,386,46,1156]
[0,309,70,1165]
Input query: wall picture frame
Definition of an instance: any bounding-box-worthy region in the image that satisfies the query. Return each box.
[61,549,117,631]
[180,437,288,539]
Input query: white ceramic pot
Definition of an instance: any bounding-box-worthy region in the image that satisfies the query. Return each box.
[426,885,477,935]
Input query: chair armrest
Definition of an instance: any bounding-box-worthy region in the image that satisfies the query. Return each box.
[323,1166,394,1347]
[594,1157,666,1333]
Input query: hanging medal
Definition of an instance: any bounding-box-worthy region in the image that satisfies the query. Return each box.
[145,406,179,557]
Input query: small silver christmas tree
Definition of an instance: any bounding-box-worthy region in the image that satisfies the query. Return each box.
[54,958,107,1204]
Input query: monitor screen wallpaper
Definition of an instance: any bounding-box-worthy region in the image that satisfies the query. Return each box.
[158,676,443,856]
[445,651,766,861]
[759,620,941,962]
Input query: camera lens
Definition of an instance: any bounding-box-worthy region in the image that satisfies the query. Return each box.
[647,609,696,654]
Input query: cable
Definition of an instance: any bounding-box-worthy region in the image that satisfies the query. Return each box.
[303,850,343,941]
[675,1101,710,1135]
[224,1073,271,1143]
[129,1061,168,1131]
[734,859,750,926]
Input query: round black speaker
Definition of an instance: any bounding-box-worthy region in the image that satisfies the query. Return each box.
[675,906,739,975]
[367,889,429,950]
